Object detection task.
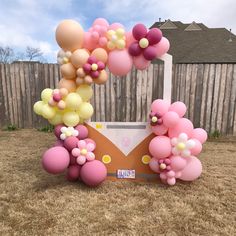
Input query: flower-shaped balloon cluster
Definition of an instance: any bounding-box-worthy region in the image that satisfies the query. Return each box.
[48,88,68,110]
[148,99,208,185]
[107,28,126,50]
[60,126,79,140]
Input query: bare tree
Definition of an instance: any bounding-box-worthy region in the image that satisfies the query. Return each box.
[25,46,43,61]
[0,46,15,63]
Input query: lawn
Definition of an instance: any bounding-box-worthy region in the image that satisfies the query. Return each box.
[0,130,235,235]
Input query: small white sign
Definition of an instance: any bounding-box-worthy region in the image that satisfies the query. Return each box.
[117,169,135,179]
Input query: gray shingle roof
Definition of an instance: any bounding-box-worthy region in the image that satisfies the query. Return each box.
[150,21,236,63]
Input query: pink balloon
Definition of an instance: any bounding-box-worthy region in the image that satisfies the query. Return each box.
[133,54,150,70]
[192,128,208,144]
[155,37,170,58]
[151,99,170,116]
[83,32,98,51]
[132,23,147,40]
[108,49,133,76]
[69,154,77,165]
[54,139,64,147]
[170,156,187,171]
[168,118,194,138]
[179,156,202,181]
[149,158,160,173]
[109,23,124,30]
[42,147,70,174]
[163,111,180,128]
[54,124,64,139]
[190,139,202,156]
[125,31,135,48]
[143,46,157,60]
[66,165,81,181]
[93,18,109,27]
[84,138,96,149]
[80,160,107,187]
[149,136,172,159]
[75,125,88,140]
[146,28,162,45]
[169,102,187,118]
[64,136,78,151]
[151,124,168,135]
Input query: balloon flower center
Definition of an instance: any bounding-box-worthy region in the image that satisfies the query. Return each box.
[63,57,69,63]
[160,163,167,170]
[81,149,87,155]
[65,131,72,136]
[177,142,186,151]
[139,38,149,48]
[91,63,98,71]
[151,116,158,123]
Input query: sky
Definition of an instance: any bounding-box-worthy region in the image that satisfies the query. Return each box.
[0,0,235,62]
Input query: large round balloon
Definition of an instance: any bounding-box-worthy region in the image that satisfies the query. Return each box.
[42,147,70,174]
[107,49,133,76]
[56,19,84,52]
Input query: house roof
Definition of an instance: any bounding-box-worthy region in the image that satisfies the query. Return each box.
[150,20,236,63]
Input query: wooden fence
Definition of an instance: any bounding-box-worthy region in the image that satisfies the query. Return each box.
[0,62,235,135]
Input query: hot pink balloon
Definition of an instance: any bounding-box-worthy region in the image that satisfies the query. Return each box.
[149,158,160,173]
[190,139,202,156]
[170,156,187,171]
[155,37,170,58]
[133,54,150,70]
[179,156,202,181]
[80,160,107,187]
[169,102,187,118]
[108,49,133,76]
[168,118,194,138]
[192,128,208,144]
[42,146,70,174]
[149,136,172,159]
[109,23,124,30]
[163,111,180,128]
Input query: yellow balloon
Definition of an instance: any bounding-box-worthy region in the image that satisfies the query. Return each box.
[116,39,125,49]
[33,101,44,115]
[78,102,94,119]
[41,88,53,103]
[63,111,80,127]
[76,85,93,102]
[41,104,56,119]
[65,93,82,110]
[48,113,63,125]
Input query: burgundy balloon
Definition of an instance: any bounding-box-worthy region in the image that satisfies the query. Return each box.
[97,61,105,70]
[66,165,81,181]
[143,46,157,60]
[69,154,77,165]
[146,28,162,45]
[88,55,97,64]
[132,24,147,40]
[64,136,78,151]
[54,124,64,139]
[91,70,99,78]
[128,42,142,56]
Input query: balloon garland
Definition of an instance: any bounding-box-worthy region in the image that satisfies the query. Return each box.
[33,18,207,187]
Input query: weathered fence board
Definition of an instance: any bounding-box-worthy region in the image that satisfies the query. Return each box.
[0,62,235,135]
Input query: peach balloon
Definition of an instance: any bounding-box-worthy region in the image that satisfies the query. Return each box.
[60,63,76,79]
[55,19,84,51]
[70,49,90,68]
[91,48,108,63]
[58,78,76,92]
[94,70,108,85]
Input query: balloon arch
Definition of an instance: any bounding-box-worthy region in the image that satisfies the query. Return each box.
[34,18,207,187]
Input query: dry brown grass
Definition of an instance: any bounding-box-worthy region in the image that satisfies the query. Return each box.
[0,129,235,236]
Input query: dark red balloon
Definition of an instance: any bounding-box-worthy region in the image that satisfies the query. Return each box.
[132,24,147,40]
[143,46,157,60]
[128,42,142,56]
[146,28,162,45]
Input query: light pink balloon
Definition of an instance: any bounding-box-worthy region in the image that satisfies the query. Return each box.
[192,128,208,144]
[108,49,133,76]
[80,160,107,187]
[151,124,168,135]
[169,102,187,118]
[149,158,160,173]
[133,54,150,70]
[83,32,98,51]
[190,139,202,156]
[163,111,180,128]
[125,31,135,48]
[179,156,202,181]
[149,136,172,159]
[109,23,124,30]
[151,99,170,116]
[84,138,96,149]
[93,18,109,27]
[155,37,170,58]
[168,118,194,138]
[170,156,187,171]
[42,147,70,174]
